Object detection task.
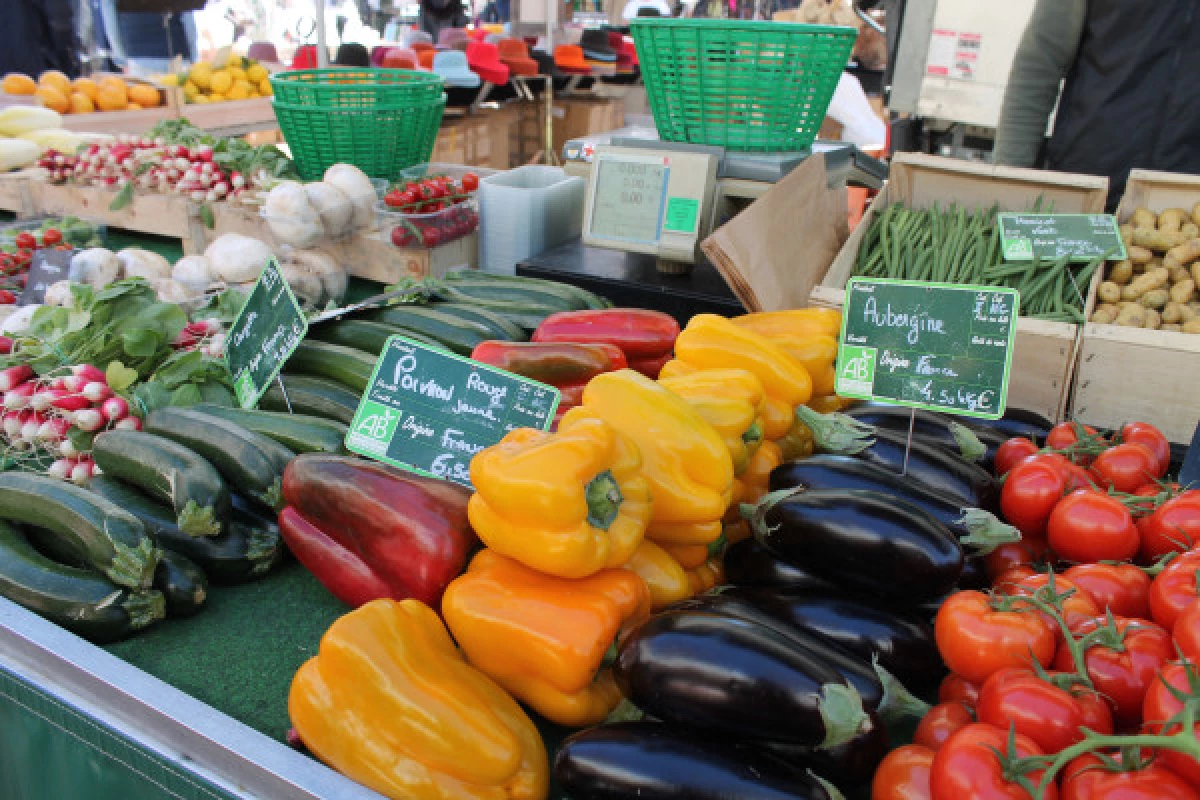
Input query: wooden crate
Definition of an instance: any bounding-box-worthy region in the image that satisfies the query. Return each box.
[1072,169,1200,443]
[58,80,177,135]
[175,97,277,137]
[810,153,1108,423]
[30,182,193,238]
[0,171,37,215]
[431,106,517,170]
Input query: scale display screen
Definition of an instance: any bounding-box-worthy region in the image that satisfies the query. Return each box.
[588,156,668,245]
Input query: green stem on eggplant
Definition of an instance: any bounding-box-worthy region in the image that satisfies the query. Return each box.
[956,508,1022,554]
[872,657,931,724]
[807,771,847,800]
[794,406,875,455]
[816,682,870,749]
[948,421,987,462]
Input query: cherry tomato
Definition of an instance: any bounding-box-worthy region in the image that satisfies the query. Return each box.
[1046,421,1104,465]
[873,744,934,800]
[13,232,36,251]
[938,674,982,709]
[421,227,442,248]
[0,289,16,305]
[1003,573,1101,641]
[1174,599,1200,663]
[1061,751,1200,800]
[461,172,480,192]
[40,228,62,246]
[977,668,1111,754]
[985,539,1053,581]
[914,702,974,751]
[1118,422,1170,476]
[930,723,1057,800]
[1138,491,1200,562]
[1149,549,1200,629]
[1052,615,1173,730]
[1062,562,1151,619]
[384,189,404,207]
[935,591,1056,686]
[1002,460,1066,538]
[390,225,415,248]
[1142,662,1200,784]
[1047,489,1139,564]
[993,438,1039,477]
[1090,443,1160,493]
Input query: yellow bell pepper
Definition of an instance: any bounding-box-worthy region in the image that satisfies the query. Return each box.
[732,308,843,339]
[808,394,857,414]
[657,362,790,437]
[289,598,549,800]
[686,557,725,595]
[759,334,838,398]
[645,518,723,546]
[468,415,652,579]
[734,440,784,510]
[563,369,733,526]
[442,549,650,727]
[625,539,692,610]
[658,540,710,570]
[658,368,766,475]
[673,315,813,438]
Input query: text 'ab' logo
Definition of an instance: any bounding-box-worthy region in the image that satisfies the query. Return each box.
[840,346,876,383]
[355,403,399,441]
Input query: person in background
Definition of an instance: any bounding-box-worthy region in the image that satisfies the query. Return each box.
[3,0,80,77]
[995,0,1200,209]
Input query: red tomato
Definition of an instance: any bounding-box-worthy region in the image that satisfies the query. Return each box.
[1149,550,1200,630]
[1003,573,1101,642]
[1047,489,1139,564]
[1062,562,1151,619]
[938,673,982,709]
[1002,460,1066,538]
[1174,599,1200,663]
[461,172,480,192]
[930,723,1057,800]
[873,744,934,800]
[1142,662,1200,784]
[1052,615,1173,730]
[13,232,36,251]
[1139,492,1200,562]
[985,539,1053,581]
[935,591,1056,686]
[40,228,62,246]
[1046,421,1104,464]
[914,703,974,751]
[1120,422,1171,477]
[384,189,404,207]
[1061,751,1200,800]
[1090,443,1160,493]
[977,667,1112,754]
[994,438,1039,476]
[390,225,415,248]
[0,289,15,305]
[993,566,1039,593]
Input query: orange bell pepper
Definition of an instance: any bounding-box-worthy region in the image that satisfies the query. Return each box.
[658,540,709,570]
[624,539,693,610]
[686,558,725,595]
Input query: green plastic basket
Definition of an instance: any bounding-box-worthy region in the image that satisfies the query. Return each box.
[629,19,857,152]
[269,68,444,107]
[272,95,446,181]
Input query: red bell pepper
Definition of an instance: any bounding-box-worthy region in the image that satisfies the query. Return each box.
[558,383,584,407]
[531,309,680,359]
[470,341,627,387]
[279,454,475,607]
[628,352,672,379]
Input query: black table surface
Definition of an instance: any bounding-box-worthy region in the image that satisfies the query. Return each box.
[518,238,745,325]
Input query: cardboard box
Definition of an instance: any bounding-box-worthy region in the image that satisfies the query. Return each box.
[811,153,1108,423]
[1072,169,1200,443]
[431,106,517,170]
[552,95,625,155]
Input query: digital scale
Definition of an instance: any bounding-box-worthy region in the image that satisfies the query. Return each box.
[569,132,887,274]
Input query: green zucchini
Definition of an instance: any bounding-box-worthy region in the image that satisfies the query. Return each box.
[263,374,360,425]
[430,287,560,331]
[435,275,586,310]
[427,302,529,341]
[91,430,230,538]
[445,269,610,309]
[364,305,494,355]
[88,476,283,584]
[0,472,158,590]
[310,319,410,354]
[155,549,207,617]
[189,405,348,455]
[0,520,164,642]
[144,407,294,511]
[283,340,377,393]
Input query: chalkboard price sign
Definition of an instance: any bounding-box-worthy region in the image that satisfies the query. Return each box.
[20,248,74,306]
[225,258,308,409]
[998,213,1127,262]
[345,335,560,488]
[835,278,1020,419]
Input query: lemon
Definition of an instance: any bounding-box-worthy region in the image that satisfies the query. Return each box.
[229,80,252,100]
[183,80,199,100]
[228,66,246,82]
[246,64,267,83]
[211,69,234,94]
[258,78,273,95]
[207,91,226,102]
[193,94,210,104]
[158,73,180,87]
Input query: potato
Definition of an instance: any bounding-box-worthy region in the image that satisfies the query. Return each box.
[1091,307,1118,324]
[1164,255,1182,271]
[1166,239,1200,266]
[1159,208,1188,233]
[1183,304,1200,323]
[1132,208,1157,230]
[1193,201,1200,226]
[1184,223,1199,238]
[1144,309,1162,329]
[1193,261,1200,285]
[1109,260,1134,284]
[1162,324,1183,332]
[1140,289,1170,309]
[1122,271,1166,300]
[1097,281,1122,304]
[1170,279,1196,304]
[1120,224,1135,246]
[1128,245,1154,265]
[1168,266,1191,285]
[1184,317,1200,334]
[1116,305,1147,327]
[1149,267,1171,289]
[1163,302,1185,324]
[1133,229,1191,252]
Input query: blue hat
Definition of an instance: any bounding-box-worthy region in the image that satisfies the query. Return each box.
[433,50,481,88]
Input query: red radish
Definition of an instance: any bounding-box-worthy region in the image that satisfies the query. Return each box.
[0,336,12,355]
[2,411,21,439]
[31,387,64,412]
[101,396,128,422]
[58,439,77,458]
[47,377,65,391]
[37,416,69,442]
[73,408,105,432]
[82,382,112,403]
[61,374,84,393]
[71,364,106,384]
[51,392,89,412]
[70,460,94,484]
[114,416,142,431]
[0,365,33,392]
[48,459,74,480]
[4,382,36,410]
[20,412,45,442]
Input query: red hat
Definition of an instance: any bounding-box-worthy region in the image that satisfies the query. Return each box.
[291,44,319,69]
[466,41,511,84]
[497,38,539,77]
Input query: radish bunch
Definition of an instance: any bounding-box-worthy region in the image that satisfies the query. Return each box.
[172,318,226,358]
[0,363,139,483]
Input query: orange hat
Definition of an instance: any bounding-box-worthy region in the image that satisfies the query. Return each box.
[554,44,592,74]
[381,47,420,70]
[497,38,539,77]
[418,48,436,70]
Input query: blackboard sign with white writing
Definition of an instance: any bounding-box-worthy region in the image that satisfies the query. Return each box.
[345,335,560,488]
[835,278,1020,419]
[20,249,74,306]
[998,213,1127,262]
[225,258,308,409]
